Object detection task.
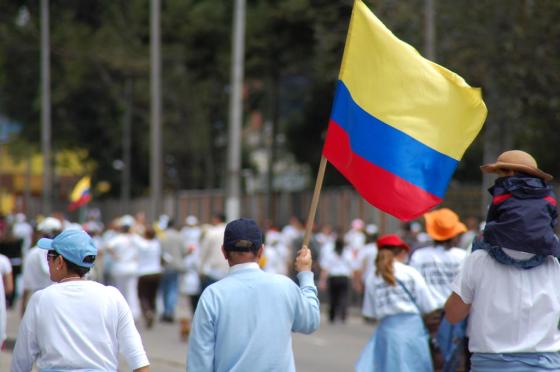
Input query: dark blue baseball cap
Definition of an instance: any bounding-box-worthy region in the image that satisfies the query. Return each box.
[223,218,263,252]
[38,229,97,268]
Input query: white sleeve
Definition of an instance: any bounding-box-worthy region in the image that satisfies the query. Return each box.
[0,280,6,346]
[450,252,476,304]
[11,293,40,372]
[0,255,12,274]
[114,289,149,369]
[361,273,377,319]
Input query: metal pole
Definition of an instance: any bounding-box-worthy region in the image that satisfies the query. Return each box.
[226,0,246,222]
[150,0,162,222]
[41,0,52,215]
[424,0,436,60]
[122,78,132,214]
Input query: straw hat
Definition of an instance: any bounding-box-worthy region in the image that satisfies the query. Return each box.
[424,208,466,241]
[480,150,553,181]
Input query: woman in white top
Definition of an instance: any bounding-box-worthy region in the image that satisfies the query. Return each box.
[356,234,436,372]
[319,238,354,323]
[11,229,149,372]
[107,217,140,320]
[136,227,162,328]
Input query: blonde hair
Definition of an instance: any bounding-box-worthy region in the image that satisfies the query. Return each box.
[375,248,396,286]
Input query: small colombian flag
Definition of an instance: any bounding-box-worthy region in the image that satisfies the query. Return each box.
[68,176,92,211]
[323,1,487,221]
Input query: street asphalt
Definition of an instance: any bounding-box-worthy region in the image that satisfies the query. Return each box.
[1,300,372,372]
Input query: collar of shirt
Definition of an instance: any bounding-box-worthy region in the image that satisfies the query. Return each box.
[228,262,260,274]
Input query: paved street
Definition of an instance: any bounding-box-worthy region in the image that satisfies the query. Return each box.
[1,302,372,371]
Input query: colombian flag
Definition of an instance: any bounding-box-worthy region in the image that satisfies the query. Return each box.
[323,1,487,221]
[68,176,92,211]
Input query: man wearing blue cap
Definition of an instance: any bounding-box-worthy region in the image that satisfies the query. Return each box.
[187,218,320,372]
[11,229,150,372]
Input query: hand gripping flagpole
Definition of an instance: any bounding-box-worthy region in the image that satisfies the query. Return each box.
[302,156,328,249]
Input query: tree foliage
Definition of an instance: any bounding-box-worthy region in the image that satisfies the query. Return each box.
[0,0,559,198]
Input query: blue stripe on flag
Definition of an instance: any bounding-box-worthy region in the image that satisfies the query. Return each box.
[330,80,458,198]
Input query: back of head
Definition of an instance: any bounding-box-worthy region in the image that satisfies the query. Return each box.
[223,218,263,262]
[375,249,396,286]
[375,234,410,286]
[334,238,344,255]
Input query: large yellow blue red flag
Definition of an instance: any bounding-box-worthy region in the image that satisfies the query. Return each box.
[323,1,487,221]
[68,176,91,211]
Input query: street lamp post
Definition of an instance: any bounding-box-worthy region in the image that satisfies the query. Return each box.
[41,0,52,214]
[150,0,162,222]
[226,0,246,222]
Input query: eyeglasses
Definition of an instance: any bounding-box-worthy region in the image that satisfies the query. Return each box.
[46,250,60,261]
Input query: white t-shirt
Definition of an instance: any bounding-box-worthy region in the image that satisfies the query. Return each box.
[451,249,560,353]
[11,280,149,371]
[320,248,354,277]
[136,237,162,276]
[0,254,12,275]
[344,230,365,254]
[363,261,436,320]
[355,243,378,281]
[0,254,11,340]
[263,244,288,276]
[181,226,201,249]
[13,221,33,256]
[0,276,5,346]
[409,245,466,308]
[22,247,52,291]
[107,233,139,276]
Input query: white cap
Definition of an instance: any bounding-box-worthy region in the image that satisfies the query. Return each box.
[119,215,135,227]
[185,215,198,226]
[365,224,378,235]
[351,218,364,230]
[37,217,62,233]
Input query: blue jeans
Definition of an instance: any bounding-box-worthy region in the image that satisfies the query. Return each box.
[161,270,179,318]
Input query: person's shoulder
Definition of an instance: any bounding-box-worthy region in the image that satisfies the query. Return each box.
[265,271,297,285]
[26,246,42,259]
[462,249,491,267]
[543,256,560,270]
[410,246,435,260]
[449,247,467,259]
[396,262,422,278]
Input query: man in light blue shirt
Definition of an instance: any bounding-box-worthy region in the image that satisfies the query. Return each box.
[187,218,320,372]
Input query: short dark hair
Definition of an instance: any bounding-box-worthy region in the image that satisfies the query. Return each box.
[63,257,92,277]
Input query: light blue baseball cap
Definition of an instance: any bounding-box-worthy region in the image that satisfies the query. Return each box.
[38,229,97,268]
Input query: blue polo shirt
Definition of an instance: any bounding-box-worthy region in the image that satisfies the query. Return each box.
[187,263,320,371]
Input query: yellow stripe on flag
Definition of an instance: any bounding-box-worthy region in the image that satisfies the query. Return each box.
[70,176,91,202]
[339,1,487,160]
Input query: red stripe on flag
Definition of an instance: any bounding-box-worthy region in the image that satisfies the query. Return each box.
[322,120,441,221]
[67,194,92,212]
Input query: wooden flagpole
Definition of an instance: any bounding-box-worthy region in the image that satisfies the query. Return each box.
[302,155,328,248]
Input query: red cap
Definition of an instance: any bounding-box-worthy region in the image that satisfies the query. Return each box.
[377,234,410,252]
